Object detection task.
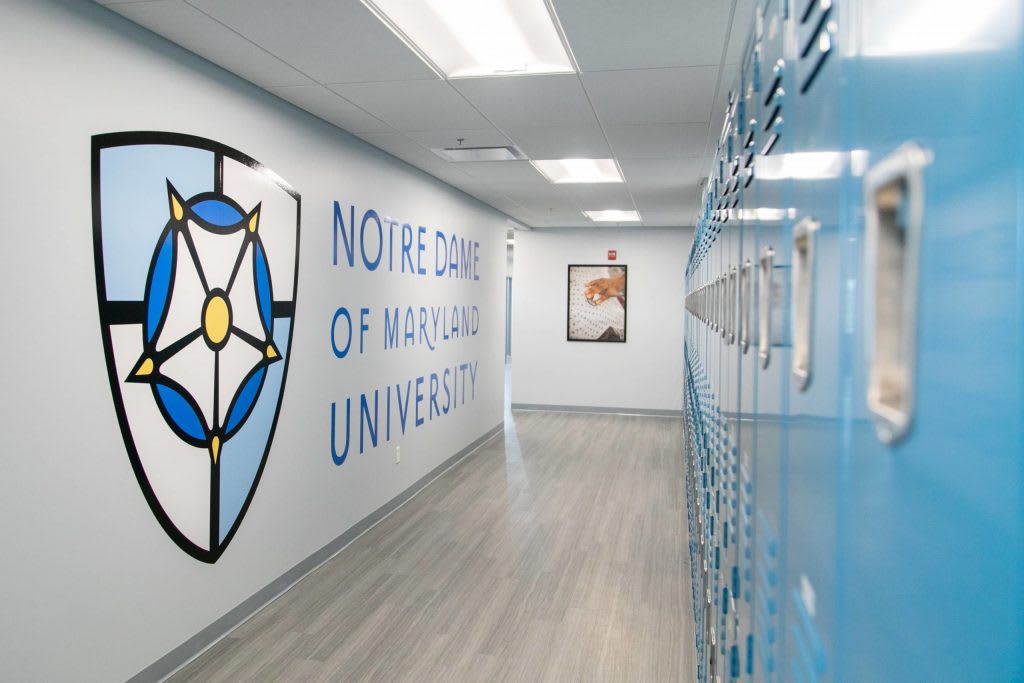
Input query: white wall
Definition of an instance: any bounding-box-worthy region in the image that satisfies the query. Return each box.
[0,2,505,681]
[511,227,692,412]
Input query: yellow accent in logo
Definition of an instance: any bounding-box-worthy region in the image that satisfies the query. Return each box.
[210,435,221,463]
[248,210,259,233]
[171,194,184,221]
[204,295,230,345]
[135,357,155,377]
[266,344,278,360]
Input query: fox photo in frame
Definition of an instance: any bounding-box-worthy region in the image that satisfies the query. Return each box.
[567,264,627,342]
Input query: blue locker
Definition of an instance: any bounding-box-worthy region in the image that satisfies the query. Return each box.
[736,39,761,683]
[777,0,850,680]
[748,2,791,681]
[834,0,1024,680]
[684,0,1024,681]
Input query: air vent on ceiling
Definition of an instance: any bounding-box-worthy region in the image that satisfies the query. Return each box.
[431,145,526,162]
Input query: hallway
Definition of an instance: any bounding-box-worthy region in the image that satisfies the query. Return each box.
[171,411,695,682]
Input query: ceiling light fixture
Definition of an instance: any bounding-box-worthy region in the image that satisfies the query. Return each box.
[531,159,624,184]
[432,145,526,162]
[583,210,641,222]
[360,0,576,79]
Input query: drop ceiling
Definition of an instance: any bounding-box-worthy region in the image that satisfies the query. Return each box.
[97,0,753,228]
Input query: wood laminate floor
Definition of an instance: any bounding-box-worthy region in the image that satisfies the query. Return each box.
[170,410,696,682]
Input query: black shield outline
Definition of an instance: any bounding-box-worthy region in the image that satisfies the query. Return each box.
[91,131,301,563]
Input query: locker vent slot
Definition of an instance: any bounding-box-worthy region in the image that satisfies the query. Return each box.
[799,6,832,58]
[761,61,785,155]
[799,0,828,25]
[799,2,836,94]
[763,73,782,107]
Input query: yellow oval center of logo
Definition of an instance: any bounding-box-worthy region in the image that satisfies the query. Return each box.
[203,295,230,345]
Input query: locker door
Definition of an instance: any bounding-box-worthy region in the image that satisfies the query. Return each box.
[720,90,746,682]
[778,0,851,680]
[748,2,791,681]
[735,38,761,683]
[837,1,1024,680]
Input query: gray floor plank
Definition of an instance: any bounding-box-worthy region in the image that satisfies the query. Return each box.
[168,410,697,682]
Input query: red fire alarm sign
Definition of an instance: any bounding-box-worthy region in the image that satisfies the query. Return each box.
[607,249,617,260]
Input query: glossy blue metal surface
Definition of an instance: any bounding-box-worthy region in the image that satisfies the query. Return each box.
[683,1,1024,681]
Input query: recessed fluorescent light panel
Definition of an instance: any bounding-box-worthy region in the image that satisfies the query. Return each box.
[531,159,624,184]
[432,145,526,162]
[584,210,641,222]
[361,0,575,79]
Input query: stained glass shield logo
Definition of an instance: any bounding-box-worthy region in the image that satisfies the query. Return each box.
[92,133,300,562]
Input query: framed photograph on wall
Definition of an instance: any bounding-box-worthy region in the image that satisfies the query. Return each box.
[567,264,628,342]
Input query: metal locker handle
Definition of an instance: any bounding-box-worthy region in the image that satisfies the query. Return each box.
[758,246,775,368]
[718,276,723,332]
[711,278,717,331]
[720,275,728,339]
[791,217,820,391]
[711,279,716,329]
[728,267,738,344]
[712,278,718,331]
[864,143,928,444]
[740,260,752,354]
[716,276,722,332]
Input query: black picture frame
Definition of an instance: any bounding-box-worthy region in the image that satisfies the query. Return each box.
[566,264,628,343]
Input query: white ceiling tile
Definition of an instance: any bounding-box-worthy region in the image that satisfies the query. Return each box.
[457,161,547,184]
[500,183,584,212]
[473,194,513,213]
[583,66,719,125]
[503,124,611,159]
[266,84,392,134]
[554,0,732,70]
[354,132,430,161]
[187,0,437,84]
[501,181,637,213]
[535,210,591,227]
[559,183,635,207]
[505,206,545,225]
[454,74,600,128]
[106,0,313,87]
[619,158,706,190]
[424,164,484,190]
[605,123,708,160]
[640,209,697,227]
[632,185,701,213]
[329,81,492,131]
[460,184,515,205]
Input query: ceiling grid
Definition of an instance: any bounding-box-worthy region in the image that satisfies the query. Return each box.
[99,0,752,228]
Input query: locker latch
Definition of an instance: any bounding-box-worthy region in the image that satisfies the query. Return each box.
[863,143,929,443]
